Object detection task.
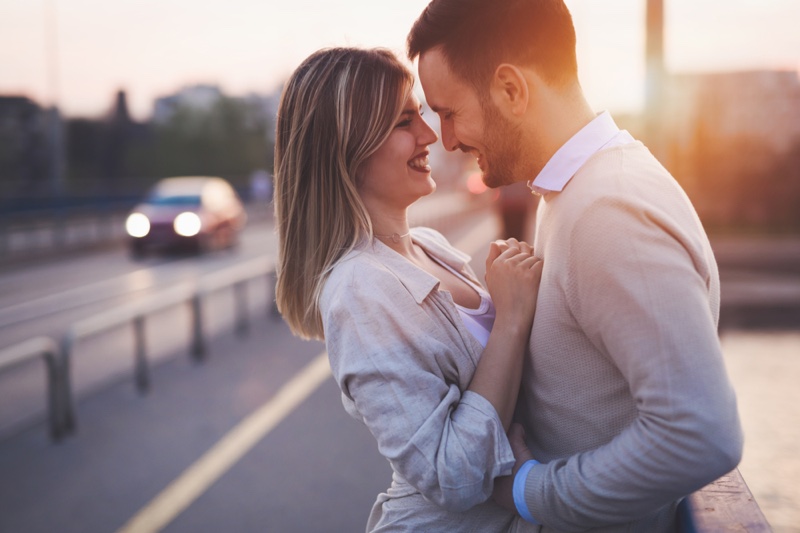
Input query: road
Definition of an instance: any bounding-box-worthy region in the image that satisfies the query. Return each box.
[1,198,799,532]
[0,194,496,533]
[0,215,278,438]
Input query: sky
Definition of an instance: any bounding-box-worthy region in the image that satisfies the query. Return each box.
[1,0,799,121]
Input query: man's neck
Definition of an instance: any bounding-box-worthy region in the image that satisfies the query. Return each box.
[520,85,596,179]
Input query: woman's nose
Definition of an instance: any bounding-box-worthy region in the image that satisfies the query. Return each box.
[418,118,439,146]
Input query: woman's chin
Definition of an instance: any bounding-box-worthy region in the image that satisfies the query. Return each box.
[426,176,437,195]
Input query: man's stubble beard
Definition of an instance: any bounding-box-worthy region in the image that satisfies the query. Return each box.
[479,101,527,189]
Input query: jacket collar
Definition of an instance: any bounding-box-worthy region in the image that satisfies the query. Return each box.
[355,228,474,306]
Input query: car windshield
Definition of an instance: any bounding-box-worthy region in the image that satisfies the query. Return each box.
[145,195,202,206]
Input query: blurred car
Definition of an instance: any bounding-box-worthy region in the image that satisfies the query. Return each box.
[125,176,247,257]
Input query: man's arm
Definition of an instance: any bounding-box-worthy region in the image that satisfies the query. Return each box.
[507,199,743,530]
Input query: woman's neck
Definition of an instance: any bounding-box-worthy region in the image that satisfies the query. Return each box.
[368,204,413,255]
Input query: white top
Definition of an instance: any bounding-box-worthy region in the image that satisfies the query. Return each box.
[528,111,635,196]
[432,256,496,347]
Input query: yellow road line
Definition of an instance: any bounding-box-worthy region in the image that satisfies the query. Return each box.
[115,352,331,533]
[116,215,496,533]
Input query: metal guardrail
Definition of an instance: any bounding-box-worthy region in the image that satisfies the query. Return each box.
[0,192,478,442]
[58,256,276,438]
[0,256,275,442]
[0,211,129,259]
[0,336,63,440]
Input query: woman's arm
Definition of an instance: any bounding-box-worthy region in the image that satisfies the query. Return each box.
[321,255,538,512]
[468,240,542,430]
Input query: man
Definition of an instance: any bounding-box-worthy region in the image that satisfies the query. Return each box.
[408,1,743,531]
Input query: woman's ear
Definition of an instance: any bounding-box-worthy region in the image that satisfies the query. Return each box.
[489,64,529,117]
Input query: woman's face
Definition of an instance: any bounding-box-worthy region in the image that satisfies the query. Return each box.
[357,92,439,212]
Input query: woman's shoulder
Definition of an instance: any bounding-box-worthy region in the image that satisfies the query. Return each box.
[320,247,400,307]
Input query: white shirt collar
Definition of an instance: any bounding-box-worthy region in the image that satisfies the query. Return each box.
[527,111,634,196]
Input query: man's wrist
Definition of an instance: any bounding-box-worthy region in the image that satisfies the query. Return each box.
[513,459,541,524]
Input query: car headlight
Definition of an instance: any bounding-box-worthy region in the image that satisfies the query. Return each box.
[174,212,202,237]
[126,213,150,238]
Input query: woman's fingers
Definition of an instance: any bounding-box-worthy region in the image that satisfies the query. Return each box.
[518,255,542,269]
[486,240,511,267]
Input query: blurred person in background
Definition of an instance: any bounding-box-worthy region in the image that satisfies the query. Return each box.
[408,0,743,531]
[274,47,543,532]
[497,180,538,241]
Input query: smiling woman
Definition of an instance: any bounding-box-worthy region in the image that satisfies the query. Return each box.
[273,46,543,532]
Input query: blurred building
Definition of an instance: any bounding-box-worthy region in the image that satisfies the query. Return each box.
[655,69,800,230]
[665,70,800,157]
[152,84,224,124]
[0,96,49,196]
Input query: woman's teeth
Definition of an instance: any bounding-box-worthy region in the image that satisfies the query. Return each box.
[409,155,430,170]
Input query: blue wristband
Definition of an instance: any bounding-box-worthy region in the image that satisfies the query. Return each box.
[513,459,541,524]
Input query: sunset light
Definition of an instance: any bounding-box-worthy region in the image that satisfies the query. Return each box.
[0,0,798,119]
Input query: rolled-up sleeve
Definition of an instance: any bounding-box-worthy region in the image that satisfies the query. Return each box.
[321,262,515,512]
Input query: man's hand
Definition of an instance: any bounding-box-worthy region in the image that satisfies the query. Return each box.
[493,423,535,512]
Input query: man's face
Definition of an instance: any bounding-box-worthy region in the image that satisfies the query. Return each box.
[418,48,523,188]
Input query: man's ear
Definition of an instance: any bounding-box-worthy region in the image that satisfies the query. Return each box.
[489,64,529,117]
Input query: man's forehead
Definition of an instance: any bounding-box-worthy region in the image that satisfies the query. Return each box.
[418,48,452,84]
[418,50,468,109]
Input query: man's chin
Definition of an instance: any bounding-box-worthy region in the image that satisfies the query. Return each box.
[481,171,513,189]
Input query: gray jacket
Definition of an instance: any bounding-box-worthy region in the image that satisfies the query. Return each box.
[320,227,536,532]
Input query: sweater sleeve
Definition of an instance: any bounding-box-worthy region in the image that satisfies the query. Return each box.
[321,263,515,512]
[522,198,743,530]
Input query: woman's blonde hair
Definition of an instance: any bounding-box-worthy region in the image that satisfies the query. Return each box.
[274,47,414,340]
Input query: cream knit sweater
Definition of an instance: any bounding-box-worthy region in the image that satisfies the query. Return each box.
[519,142,743,532]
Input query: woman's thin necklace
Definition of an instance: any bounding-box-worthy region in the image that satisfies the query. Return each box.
[374,231,410,243]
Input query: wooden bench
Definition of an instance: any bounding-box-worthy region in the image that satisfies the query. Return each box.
[678,468,771,532]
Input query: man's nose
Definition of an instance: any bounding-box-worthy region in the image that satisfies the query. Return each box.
[440,121,459,152]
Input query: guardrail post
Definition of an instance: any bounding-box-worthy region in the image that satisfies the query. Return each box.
[59,334,77,437]
[44,350,63,441]
[0,337,66,442]
[133,315,150,393]
[190,294,207,362]
[234,281,249,336]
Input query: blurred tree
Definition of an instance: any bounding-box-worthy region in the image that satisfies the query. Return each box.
[147,95,272,189]
[64,90,275,198]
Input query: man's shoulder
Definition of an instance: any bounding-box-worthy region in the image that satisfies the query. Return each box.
[553,142,688,216]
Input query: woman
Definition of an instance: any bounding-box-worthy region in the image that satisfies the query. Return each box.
[274,47,542,532]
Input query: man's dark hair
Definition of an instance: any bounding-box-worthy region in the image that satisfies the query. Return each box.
[407,0,578,92]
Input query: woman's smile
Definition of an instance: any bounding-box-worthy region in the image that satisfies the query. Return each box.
[408,151,431,173]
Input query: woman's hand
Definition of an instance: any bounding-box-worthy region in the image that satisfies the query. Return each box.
[485,238,543,331]
[469,239,542,430]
